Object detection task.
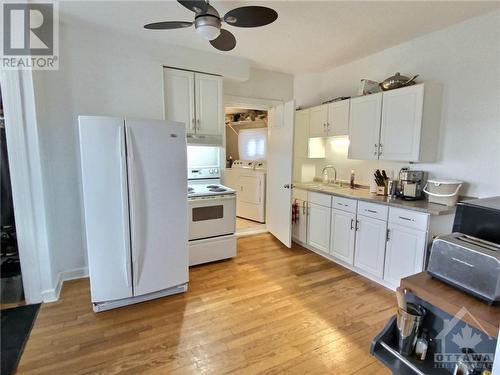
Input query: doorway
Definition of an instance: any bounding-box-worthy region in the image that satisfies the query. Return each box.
[0,85,25,309]
[223,106,268,236]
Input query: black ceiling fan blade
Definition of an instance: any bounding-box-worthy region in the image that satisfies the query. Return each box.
[177,0,208,14]
[210,29,236,51]
[223,6,278,28]
[144,21,193,30]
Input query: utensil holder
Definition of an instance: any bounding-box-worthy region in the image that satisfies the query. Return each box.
[396,303,426,356]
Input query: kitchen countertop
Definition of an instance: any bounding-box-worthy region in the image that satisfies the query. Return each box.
[294,182,456,216]
[401,272,499,338]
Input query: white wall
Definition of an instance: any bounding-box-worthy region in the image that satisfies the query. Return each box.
[224,67,294,102]
[294,10,500,198]
[32,17,292,280]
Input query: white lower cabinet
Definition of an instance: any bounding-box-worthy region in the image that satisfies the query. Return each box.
[292,199,308,244]
[307,203,331,252]
[353,215,387,278]
[383,223,427,287]
[330,209,356,265]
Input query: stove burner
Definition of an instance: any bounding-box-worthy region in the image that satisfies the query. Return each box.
[209,187,227,192]
[206,185,220,189]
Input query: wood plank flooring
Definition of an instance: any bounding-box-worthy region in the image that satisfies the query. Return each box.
[17,234,395,374]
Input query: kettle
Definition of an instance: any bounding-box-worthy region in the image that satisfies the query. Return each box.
[380,72,419,91]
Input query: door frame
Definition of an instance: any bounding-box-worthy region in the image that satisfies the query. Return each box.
[1,69,53,304]
[223,95,283,237]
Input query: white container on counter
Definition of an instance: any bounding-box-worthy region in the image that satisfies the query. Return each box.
[423,179,463,206]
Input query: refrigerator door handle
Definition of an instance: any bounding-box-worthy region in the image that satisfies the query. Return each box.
[118,127,132,287]
[126,126,141,287]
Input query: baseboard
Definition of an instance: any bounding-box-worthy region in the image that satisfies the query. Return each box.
[41,266,89,303]
[236,228,269,238]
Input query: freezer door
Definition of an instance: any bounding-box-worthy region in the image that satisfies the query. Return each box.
[78,116,133,303]
[125,119,188,296]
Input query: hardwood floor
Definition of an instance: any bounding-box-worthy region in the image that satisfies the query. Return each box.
[17,234,395,374]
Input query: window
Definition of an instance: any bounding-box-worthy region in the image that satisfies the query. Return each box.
[238,128,267,161]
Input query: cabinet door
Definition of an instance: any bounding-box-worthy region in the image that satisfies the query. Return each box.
[309,105,328,138]
[327,100,350,136]
[354,215,387,278]
[292,200,308,243]
[348,93,382,160]
[163,68,195,134]
[384,223,426,288]
[195,73,223,136]
[379,85,424,161]
[330,209,356,265]
[307,202,331,252]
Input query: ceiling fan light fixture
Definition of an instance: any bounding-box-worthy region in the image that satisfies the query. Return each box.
[195,15,221,40]
[196,24,220,40]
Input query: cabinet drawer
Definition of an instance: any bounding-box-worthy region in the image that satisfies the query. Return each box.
[293,188,308,201]
[389,207,429,231]
[358,201,388,221]
[308,192,332,208]
[332,196,357,213]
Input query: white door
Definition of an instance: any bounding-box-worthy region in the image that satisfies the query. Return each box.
[126,119,188,297]
[307,203,331,252]
[354,215,387,278]
[328,100,350,136]
[78,116,133,303]
[309,104,328,137]
[384,223,426,288]
[348,93,382,160]
[267,100,295,247]
[292,199,307,243]
[379,85,424,161]
[330,209,356,265]
[194,73,223,136]
[293,109,310,181]
[163,68,195,134]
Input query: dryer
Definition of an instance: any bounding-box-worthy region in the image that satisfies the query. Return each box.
[224,160,267,223]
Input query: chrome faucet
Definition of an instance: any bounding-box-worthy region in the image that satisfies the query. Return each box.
[321,165,337,185]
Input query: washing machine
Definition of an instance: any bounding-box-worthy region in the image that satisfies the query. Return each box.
[225,160,267,223]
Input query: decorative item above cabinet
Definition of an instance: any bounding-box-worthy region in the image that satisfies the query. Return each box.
[164,67,223,146]
[348,83,443,162]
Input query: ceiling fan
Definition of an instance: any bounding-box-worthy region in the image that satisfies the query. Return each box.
[144,0,278,51]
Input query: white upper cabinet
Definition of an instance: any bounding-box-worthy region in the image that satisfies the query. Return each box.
[164,68,195,133]
[348,93,382,160]
[327,100,350,136]
[164,68,223,141]
[194,73,223,136]
[348,84,442,162]
[379,85,424,161]
[309,105,328,138]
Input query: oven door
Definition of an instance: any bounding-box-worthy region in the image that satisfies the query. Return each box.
[188,195,236,241]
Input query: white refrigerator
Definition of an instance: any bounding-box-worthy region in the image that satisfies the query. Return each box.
[78,116,188,312]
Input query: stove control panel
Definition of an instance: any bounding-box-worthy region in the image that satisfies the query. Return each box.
[188,167,220,180]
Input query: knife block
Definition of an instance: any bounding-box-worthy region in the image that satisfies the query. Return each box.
[376,185,387,196]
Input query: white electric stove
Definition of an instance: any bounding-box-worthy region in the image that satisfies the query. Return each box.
[187,168,237,266]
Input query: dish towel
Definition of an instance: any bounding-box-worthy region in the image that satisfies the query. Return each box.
[292,200,299,224]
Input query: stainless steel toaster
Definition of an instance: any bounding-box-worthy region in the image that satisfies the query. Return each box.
[427,233,500,304]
